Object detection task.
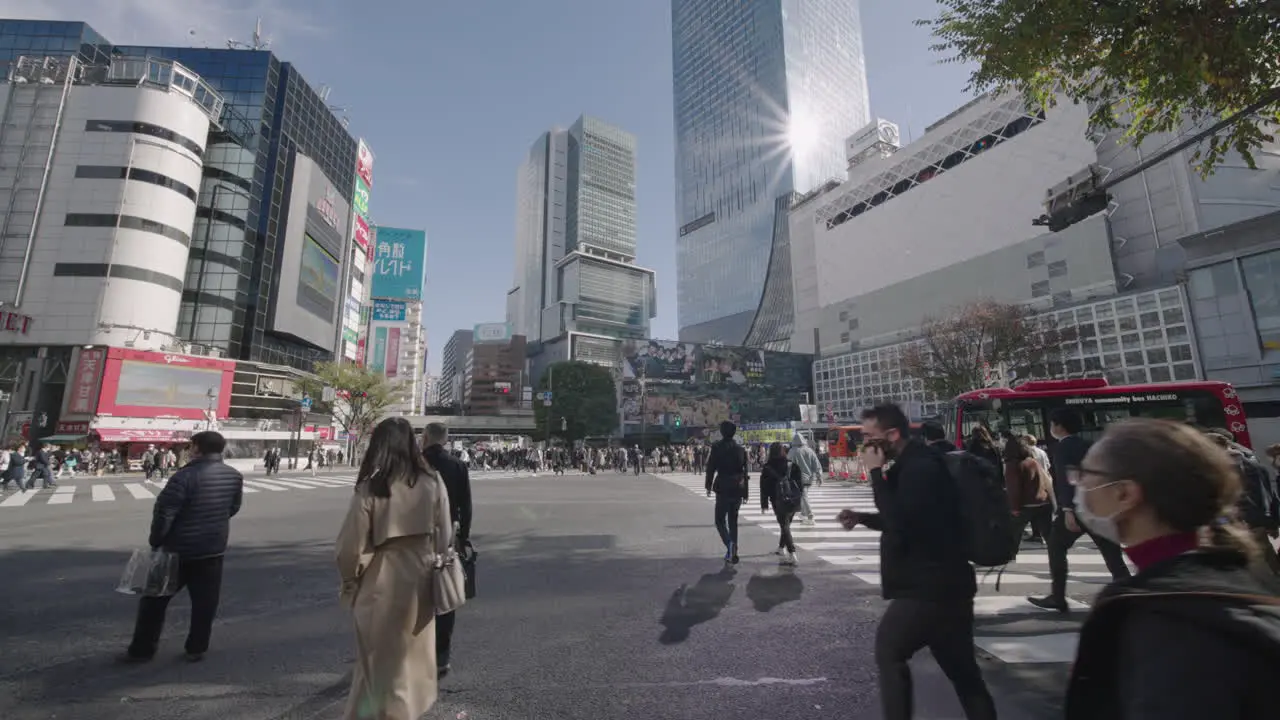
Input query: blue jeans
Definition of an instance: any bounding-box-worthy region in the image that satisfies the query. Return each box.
[713,495,741,548]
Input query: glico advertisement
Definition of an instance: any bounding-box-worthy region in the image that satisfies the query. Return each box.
[95,348,236,421]
[619,339,813,431]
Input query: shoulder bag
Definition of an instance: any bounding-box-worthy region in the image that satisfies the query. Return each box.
[430,473,467,615]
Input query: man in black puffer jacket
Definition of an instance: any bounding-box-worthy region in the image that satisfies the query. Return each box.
[126,431,243,662]
[423,422,472,678]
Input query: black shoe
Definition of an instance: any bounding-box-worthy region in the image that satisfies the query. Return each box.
[1027,595,1069,613]
[184,652,205,662]
[118,651,153,664]
[437,663,451,679]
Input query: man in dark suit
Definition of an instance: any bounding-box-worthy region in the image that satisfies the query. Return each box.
[422,422,472,679]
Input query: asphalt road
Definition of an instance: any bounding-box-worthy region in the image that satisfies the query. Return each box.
[0,470,1060,720]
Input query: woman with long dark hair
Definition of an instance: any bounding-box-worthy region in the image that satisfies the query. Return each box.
[759,442,800,565]
[336,417,451,720]
[1003,435,1052,546]
[1065,418,1280,719]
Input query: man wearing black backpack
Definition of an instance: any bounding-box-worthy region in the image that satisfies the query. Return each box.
[837,404,996,720]
[705,421,749,565]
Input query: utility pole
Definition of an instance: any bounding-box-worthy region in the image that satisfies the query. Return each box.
[544,363,553,448]
[639,362,648,451]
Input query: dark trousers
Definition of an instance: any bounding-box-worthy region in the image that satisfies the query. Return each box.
[1015,504,1053,546]
[774,506,796,552]
[876,597,997,720]
[1046,511,1130,599]
[128,555,224,657]
[437,610,456,665]
[713,495,741,549]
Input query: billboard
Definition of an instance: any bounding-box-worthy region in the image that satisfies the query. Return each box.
[386,327,401,379]
[473,322,512,344]
[64,347,106,417]
[345,139,375,361]
[356,139,375,188]
[370,226,426,300]
[371,326,388,373]
[96,348,236,421]
[619,340,813,431]
[298,234,340,319]
[373,299,408,323]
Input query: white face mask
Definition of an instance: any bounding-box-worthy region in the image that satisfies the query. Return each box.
[1074,480,1123,545]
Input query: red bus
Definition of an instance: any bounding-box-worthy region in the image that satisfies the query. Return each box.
[947,378,1251,449]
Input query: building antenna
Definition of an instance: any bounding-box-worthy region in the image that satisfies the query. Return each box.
[227,17,272,51]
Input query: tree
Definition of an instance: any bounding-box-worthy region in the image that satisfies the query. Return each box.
[297,361,399,455]
[920,1,1280,175]
[900,300,1078,401]
[534,361,618,443]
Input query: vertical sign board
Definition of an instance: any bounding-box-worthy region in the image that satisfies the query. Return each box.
[370,226,427,300]
[371,326,388,374]
[386,328,401,379]
[345,138,375,361]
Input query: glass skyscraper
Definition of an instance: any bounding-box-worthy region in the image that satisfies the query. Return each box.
[509,115,654,348]
[671,0,870,347]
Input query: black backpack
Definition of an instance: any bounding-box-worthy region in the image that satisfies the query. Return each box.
[776,463,803,509]
[944,450,1020,567]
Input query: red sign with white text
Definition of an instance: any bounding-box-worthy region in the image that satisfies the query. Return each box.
[354,213,371,251]
[319,427,333,441]
[356,139,374,188]
[96,348,236,421]
[67,347,106,416]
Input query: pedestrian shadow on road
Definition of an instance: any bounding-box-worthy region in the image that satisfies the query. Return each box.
[657,567,737,645]
[745,569,804,612]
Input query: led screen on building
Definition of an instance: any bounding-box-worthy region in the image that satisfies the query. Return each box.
[96,348,236,421]
[298,234,339,320]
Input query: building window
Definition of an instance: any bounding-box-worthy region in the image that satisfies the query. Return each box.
[75,166,198,203]
[1026,251,1045,268]
[83,119,204,157]
[65,213,190,246]
[1032,280,1050,297]
[53,262,184,293]
[1241,249,1280,352]
[1047,260,1068,278]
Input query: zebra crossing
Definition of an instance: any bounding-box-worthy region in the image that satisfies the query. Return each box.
[660,472,1126,667]
[0,468,536,509]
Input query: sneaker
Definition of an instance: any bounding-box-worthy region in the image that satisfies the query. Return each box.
[729,543,739,565]
[1027,595,1069,613]
[723,547,733,563]
[438,663,451,679]
[780,551,798,566]
[774,547,786,556]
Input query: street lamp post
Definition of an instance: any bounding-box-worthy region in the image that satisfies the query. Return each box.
[544,363,554,448]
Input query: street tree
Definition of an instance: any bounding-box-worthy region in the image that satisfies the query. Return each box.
[534,361,618,443]
[900,300,1078,401]
[921,1,1280,175]
[298,361,399,457]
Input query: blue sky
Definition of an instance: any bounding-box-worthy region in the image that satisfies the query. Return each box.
[18,0,975,373]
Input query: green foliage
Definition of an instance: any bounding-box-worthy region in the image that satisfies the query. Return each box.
[920,0,1280,175]
[297,361,399,442]
[900,300,1078,401]
[534,361,618,442]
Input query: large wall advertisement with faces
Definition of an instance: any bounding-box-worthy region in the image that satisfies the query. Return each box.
[96,348,236,421]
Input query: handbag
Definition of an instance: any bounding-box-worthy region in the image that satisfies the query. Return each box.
[116,548,180,597]
[430,474,467,615]
[459,538,477,599]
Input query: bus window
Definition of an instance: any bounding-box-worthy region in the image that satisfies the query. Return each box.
[961,403,1002,438]
[1002,400,1049,443]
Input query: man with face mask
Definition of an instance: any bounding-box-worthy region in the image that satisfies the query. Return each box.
[1028,407,1131,612]
[837,404,996,720]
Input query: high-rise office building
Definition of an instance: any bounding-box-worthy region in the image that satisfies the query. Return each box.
[0,19,369,372]
[671,0,870,347]
[508,115,655,379]
[439,329,473,409]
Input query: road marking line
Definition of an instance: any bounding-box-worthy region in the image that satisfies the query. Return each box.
[262,479,318,490]
[1,489,39,507]
[973,595,1090,616]
[850,571,1046,586]
[124,483,154,500]
[240,485,260,493]
[92,485,114,502]
[974,633,1080,664]
[245,480,289,492]
[293,478,352,488]
[46,486,76,505]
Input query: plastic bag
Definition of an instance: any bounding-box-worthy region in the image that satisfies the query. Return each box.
[115,549,180,597]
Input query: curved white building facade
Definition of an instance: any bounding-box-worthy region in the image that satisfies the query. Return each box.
[0,55,219,351]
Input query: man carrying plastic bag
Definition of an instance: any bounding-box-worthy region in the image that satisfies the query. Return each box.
[121,431,244,663]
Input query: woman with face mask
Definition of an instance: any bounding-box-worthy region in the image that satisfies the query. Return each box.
[1065,418,1280,720]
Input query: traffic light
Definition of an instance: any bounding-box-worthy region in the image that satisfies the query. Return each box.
[674,415,683,428]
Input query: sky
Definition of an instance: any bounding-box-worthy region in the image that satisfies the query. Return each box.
[11,0,976,374]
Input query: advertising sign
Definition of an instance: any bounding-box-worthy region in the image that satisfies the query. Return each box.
[353,177,370,217]
[356,139,374,188]
[96,348,236,421]
[621,339,698,384]
[356,336,366,366]
[353,215,371,252]
[370,226,426,300]
[344,297,361,327]
[386,327,401,379]
[373,299,408,323]
[371,326,388,373]
[700,346,766,385]
[473,322,512,344]
[66,347,106,416]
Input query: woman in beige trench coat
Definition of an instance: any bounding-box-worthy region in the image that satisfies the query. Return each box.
[336,417,453,720]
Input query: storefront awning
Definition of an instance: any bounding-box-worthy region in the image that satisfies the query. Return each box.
[40,434,88,443]
[93,428,191,443]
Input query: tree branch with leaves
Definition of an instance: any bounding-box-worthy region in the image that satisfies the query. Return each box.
[534,361,618,443]
[900,300,1078,401]
[297,361,400,453]
[920,0,1280,175]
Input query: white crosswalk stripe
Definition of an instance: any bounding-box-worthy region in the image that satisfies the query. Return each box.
[0,472,361,508]
[660,472,1119,667]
